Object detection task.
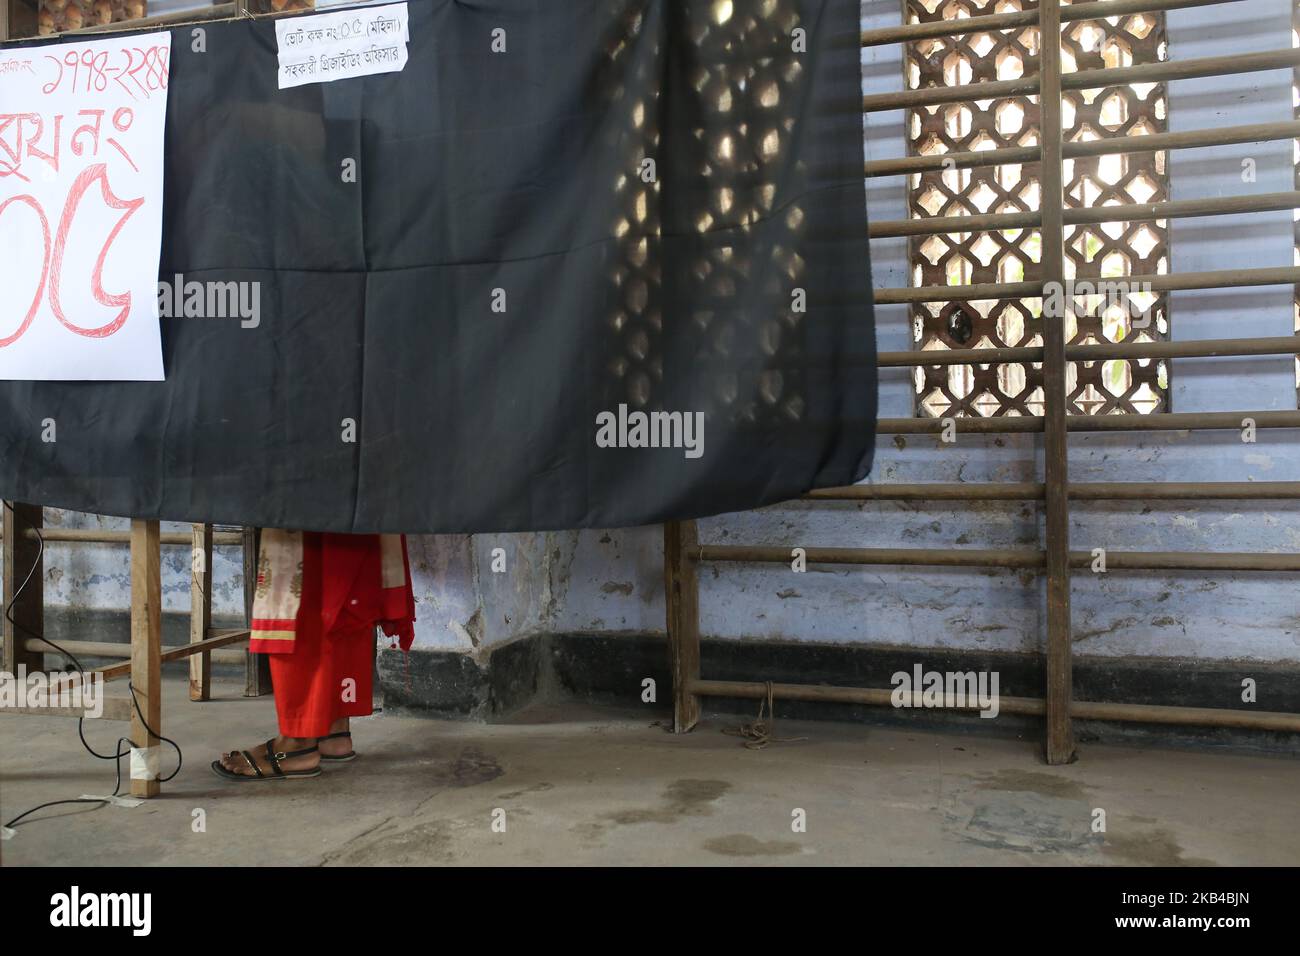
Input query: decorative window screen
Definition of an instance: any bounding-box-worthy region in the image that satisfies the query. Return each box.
[904,0,1170,417]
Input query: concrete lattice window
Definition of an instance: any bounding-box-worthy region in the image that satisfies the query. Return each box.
[905,0,1170,417]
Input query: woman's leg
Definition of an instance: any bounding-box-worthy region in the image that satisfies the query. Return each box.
[215,534,328,779]
[317,626,376,758]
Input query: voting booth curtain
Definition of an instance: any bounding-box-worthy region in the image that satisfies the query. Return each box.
[0,0,876,533]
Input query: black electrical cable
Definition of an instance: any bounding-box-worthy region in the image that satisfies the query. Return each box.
[3,503,183,830]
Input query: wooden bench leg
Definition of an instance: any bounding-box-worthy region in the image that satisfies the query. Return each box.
[189,523,213,701]
[130,519,162,798]
[2,502,44,676]
[664,520,701,733]
[242,526,271,697]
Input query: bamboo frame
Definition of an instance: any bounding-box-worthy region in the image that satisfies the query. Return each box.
[662,0,1300,754]
[0,507,260,798]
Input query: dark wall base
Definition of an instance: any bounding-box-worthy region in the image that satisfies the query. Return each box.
[33,609,1299,755]
[379,632,1300,755]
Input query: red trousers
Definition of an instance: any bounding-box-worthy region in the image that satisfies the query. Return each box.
[270,622,375,738]
[268,532,404,738]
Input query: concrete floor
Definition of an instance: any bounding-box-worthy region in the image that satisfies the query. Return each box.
[2,673,1297,865]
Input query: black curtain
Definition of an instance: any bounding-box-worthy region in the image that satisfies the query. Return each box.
[0,0,875,533]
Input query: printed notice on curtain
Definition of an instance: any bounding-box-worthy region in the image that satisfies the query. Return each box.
[0,32,171,381]
[276,2,410,90]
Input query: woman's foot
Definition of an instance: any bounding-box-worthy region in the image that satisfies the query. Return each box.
[317,717,356,761]
[212,736,321,780]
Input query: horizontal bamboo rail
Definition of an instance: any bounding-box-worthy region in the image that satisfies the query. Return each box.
[1062,46,1300,92]
[871,209,1040,239]
[862,46,1300,113]
[869,190,1300,240]
[0,697,134,721]
[0,528,243,546]
[690,680,1300,732]
[875,264,1300,305]
[694,545,1300,572]
[865,119,1300,177]
[860,0,1240,47]
[93,629,251,683]
[863,75,1040,112]
[23,636,248,663]
[876,410,1300,434]
[803,481,1300,501]
[878,334,1300,368]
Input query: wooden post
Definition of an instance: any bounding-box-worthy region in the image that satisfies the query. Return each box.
[1039,0,1076,765]
[2,502,44,675]
[664,520,701,733]
[3,502,44,675]
[189,523,213,701]
[130,519,162,798]
[1,0,10,43]
[242,526,270,696]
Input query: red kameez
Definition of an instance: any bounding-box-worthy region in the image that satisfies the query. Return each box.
[264,532,416,738]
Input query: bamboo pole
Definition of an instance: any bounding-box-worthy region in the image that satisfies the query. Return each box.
[129,519,162,798]
[12,528,243,546]
[2,503,43,675]
[695,545,1300,572]
[804,481,1300,501]
[875,265,1300,304]
[874,409,1300,433]
[878,334,1300,367]
[90,629,253,683]
[690,680,1300,732]
[865,120,1300,178]
[243,527,270,697]
[189,524,214,702]
[1063,46,1300,92]
[1065,190,1300,226]
[24,637,248,662]
[867,191,1299,240]
[861,47,1300,114]
[860,0,1241,47]
[1036,0,1075,766]
[664,520,702,733]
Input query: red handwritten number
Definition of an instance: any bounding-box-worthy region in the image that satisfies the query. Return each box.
[39,43,169,99]
[0,195,51,348]
[41,55,63,95]
[48,164,144,339]
[62,50,79,93]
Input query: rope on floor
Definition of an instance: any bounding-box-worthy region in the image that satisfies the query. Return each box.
[722,680,808,750]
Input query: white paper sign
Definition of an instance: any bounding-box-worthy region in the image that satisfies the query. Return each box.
[0,32,172,381]
[277,2,410,90]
